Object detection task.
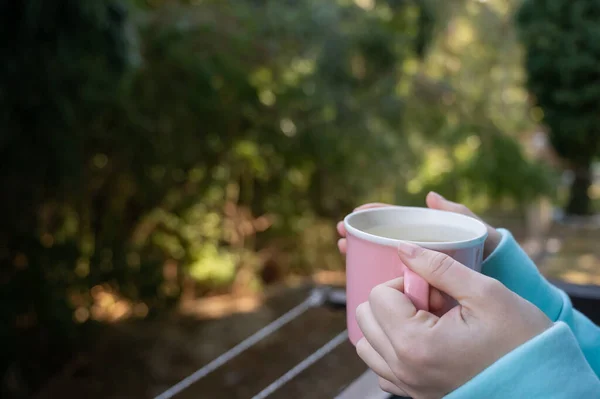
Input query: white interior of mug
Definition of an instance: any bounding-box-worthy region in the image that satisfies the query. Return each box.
[344,206,488,250]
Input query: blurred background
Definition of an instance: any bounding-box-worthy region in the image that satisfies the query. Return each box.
[2,0,600,398]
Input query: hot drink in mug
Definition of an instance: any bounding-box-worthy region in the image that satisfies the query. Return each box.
[343,206,488,345]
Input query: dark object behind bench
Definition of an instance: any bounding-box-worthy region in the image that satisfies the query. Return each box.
[549,279,600,324]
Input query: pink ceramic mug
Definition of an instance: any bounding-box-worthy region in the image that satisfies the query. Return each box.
[344,206,487,345]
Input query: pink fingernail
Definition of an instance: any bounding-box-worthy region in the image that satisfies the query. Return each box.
[430,191,445,201]
[398,242,419,258]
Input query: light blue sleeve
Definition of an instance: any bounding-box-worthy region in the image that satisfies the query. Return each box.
[445,229,600,398]
[445,322,600,398]
[482,229,600,375]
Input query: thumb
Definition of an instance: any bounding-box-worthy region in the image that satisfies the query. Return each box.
[426,191,476,219]
[397,242,482,302]
[426,191,501,259]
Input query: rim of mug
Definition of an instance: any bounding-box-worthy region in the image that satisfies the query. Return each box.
[343,206,488,250]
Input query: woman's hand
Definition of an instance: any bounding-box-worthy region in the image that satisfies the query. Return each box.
[356,244,552,399]
[336,191,502,259]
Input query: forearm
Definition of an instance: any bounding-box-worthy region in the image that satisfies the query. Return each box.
[482,229,600,375]
[445,322,600,398]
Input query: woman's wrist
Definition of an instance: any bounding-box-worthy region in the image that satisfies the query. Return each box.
[483,227,502,259]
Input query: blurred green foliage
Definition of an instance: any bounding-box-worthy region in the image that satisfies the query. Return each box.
[0,0,554,394]
[516,0,600,215]
[402,0,556,209]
